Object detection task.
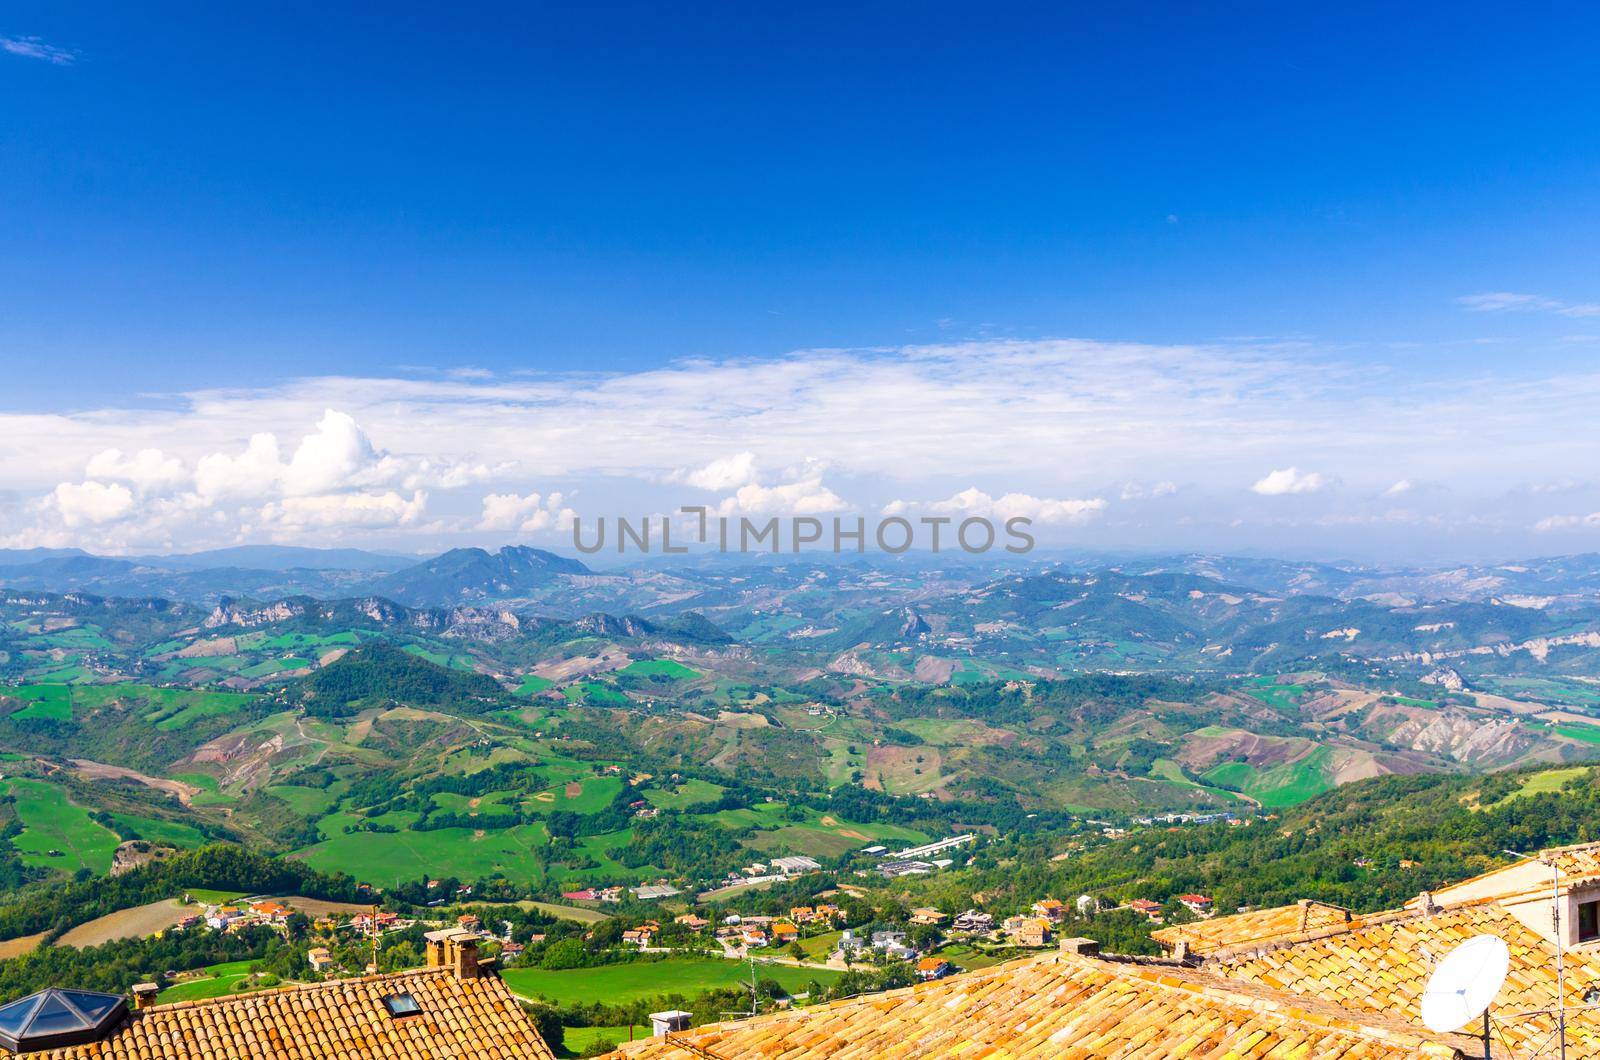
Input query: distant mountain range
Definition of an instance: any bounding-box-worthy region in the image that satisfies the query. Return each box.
[0,544,593,607]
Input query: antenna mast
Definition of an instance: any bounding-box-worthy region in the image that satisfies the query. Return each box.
[1505,850,1566,1059]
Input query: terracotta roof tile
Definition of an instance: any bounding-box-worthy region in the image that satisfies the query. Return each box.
[602,952,1475,1058]
[1213,901,1600,1055]
[27,968,553,1060]
[1153,900,1352,955]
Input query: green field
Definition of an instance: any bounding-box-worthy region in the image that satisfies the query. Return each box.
[10,684,259,731]
[503,957,840,1006]
[1201,747,1334,808]
[530,775,624,815]
[251,631,360,652]
[238,658,312,680]
[4,684,73,721]
[267,784,342,816]
[796,930,842,959]
[562,682,630,707]
[110,813,208,849]
[300,820,552,887]
[618,659,700,681]
[515,675,556,696]
[728,804,928,859]
[643,779,726,809]
[1554,723,1600,746]
[1482,767,1589,810]
[560,1024,648,1055]
[155,961,261,1003]
[138,687,258,730]
[3,778,121,875]
[172,772,237,807]
[1485,676,1600,707]
[517,901,611,924]
[1242,677,1310,713]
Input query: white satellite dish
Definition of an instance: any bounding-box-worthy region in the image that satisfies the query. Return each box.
[1421,935,1510,1034]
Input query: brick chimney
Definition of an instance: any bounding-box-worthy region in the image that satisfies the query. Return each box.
[1058,936,1100,957]
[450,933,480,980]
[131,983,160,1011]
[424,929,452,968]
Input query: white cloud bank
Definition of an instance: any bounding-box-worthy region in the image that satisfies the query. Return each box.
[4,336,1600,553]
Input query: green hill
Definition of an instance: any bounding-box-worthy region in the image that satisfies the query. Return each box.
[298,642,504,716]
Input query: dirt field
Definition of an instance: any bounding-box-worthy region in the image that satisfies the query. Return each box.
[1325,746,1388,785]
[176,636,239,658]
[57,899,188,948]
[1537,710,1600,726]
[1176,728,1313,771]
[912,656,957,683]
[276,896,375,917]
[0,933,46,959]
[72,759,200,806]
[714,711,769,730]
[1300,689,1381,721]
[532,650,629,683]
[863,744,944,794]
[1471,692,1547,715]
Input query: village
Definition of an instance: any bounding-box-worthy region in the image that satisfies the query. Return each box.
[164,868,1223,1002]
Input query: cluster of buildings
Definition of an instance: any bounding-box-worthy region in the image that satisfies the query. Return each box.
[1131,810,1239,827]
[711,855,825,892]
[180,898,313,935]
[859,833,978,878]
[558,885,626,903]
[714,903,845,950]
[1124,892,1214,924]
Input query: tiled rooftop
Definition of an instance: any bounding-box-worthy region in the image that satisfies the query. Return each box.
[1213,900,1600,1056]
[27,967,554,1060]
[603,951,1476,1058]
[1152,899,1352,956]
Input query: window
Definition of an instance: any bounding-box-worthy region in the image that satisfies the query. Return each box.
[381,993,422,1018]
[1578,899,1600,944]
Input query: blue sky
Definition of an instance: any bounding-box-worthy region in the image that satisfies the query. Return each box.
[3,3,1600,558]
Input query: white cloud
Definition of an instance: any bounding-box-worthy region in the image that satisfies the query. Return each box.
[84,448,188,496]
[716,475,847,517]
[260,490,428,530]
[283,409,388,495]
[479,491,575,533]
[189,411,398,502]
[1120,480,1178,501]
[1534,512,1600,533]
[194,433,284,503]
[926,487,1107,525]
[48,481,136,527]
[679,452,759,491]
[1383,479,1414,497]
[1251,467,1326,496]
[1459,291,1600,318]
[0,36,74,65]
